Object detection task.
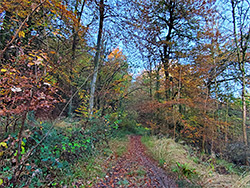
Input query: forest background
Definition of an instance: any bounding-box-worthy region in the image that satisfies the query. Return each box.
[0,0,250,187]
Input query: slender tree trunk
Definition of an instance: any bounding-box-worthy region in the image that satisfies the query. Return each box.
[173,66,182,139]
[5,114,9,133]
[225,100,229,143]
[242,69,248,165]
[173,113,176,139]
[149,61,153,98]
[163,57,170,100]
[89,0,104,116]
[211,44,217,155]
[202,87,209,153]
[155,64,161,101]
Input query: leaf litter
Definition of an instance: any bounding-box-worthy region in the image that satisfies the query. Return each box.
[94,136,177,188]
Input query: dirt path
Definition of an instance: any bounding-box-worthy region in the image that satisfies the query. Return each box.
[94,136,177,188]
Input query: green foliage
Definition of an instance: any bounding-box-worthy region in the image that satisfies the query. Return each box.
[172,162,197,179]
[192,156,200,164]
[216,159,240,174]
[136,168,147,176]
[58,135,129,186]
[159,158,166,167]
[116,112,150,135]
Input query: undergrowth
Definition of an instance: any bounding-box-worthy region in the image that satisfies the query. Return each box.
[57,136,129,187]
[141,136,250,188]
[0,113,125,187]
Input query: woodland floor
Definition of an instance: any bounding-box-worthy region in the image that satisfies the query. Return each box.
[94,136,177,188]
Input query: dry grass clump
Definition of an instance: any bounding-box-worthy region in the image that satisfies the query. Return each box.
[142,136,250,188]
[232,174,250,188]
[54,120,72,128]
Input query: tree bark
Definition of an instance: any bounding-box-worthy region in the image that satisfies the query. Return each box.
[149,60,153,98]
[155,64,161,101]
[161,0,175,101]
[89,0,105,116]
[242,67,248,165]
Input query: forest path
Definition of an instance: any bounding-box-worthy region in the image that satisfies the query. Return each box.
[94,135,177,188]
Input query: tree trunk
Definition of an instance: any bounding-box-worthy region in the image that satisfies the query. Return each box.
[149,61,153,98]
[225,100,229,143]
[163,57,170,100]
[155,64,161,101]
[162,0,174,101]
[89,0,105,116]
[173,66,182,139]
[202,87,209,153]
[242,69,248,165]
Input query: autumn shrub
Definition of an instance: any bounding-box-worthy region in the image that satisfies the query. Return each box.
[117,111,136,129]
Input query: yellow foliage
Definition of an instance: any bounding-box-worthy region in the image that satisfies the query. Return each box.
[1,69,7,72]
[50,51,56,54]
[0,142,7,157]
[0,142,7,148]
[108,47,123,59]
[75,90,90,118]
[18,31,25,38]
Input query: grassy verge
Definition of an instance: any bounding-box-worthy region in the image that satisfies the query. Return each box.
[58,135,129,187]
[141,136,250,188]
[109,136,129,157]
